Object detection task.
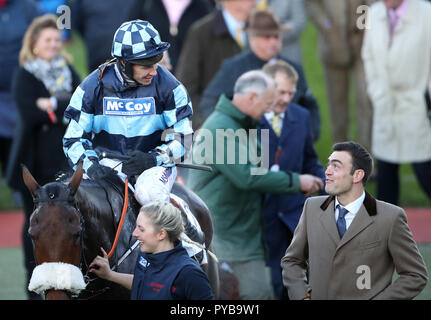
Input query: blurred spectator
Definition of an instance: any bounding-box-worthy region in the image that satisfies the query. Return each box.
[0,0,40,178]
[176,0,257,130]
[268,0,307,65]
[70,0,136,72]
[37,0,70,40]
[159,51,173,71]
[188,70,323,299]
[128,0,213,73]
[305,0,375,151]
[38,0,63,12]
[6,14,81,299]
[199,9,321,141]
[362,0,431,205]
[260,59,325,299]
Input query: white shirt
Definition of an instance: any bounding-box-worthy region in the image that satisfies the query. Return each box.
[334,191,366,230]
[222,9,246,46]
[264,111,284,132]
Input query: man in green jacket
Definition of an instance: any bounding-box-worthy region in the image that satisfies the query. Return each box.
[188,70,323,299]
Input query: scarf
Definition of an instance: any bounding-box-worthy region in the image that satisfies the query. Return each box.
[23,55,72,94]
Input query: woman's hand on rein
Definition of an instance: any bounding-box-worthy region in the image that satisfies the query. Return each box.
[89,247,134,290]
[89,247,112,280]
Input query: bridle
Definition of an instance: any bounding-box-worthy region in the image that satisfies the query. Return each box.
[31,186,111,299]
[30,166,149,299]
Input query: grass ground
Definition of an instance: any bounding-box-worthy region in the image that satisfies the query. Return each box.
[0,248,26,300]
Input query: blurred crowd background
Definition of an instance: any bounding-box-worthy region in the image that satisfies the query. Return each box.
[1,0,431,300]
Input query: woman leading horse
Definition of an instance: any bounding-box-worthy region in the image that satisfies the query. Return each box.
[22,163,219,299]
[89,201,214,300]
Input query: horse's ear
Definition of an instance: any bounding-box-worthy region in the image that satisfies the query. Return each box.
[22,164,40,198]
[68,162,83,196]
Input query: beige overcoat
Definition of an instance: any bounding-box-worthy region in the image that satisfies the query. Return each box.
[362,0,431,162]
[281,192,428,300]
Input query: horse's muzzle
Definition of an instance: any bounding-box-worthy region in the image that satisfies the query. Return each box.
[28,262,87,297]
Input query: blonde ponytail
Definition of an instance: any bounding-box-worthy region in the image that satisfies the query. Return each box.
[140,201,218,262]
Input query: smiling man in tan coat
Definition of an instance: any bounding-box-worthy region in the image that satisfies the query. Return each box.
[281,141,428,300]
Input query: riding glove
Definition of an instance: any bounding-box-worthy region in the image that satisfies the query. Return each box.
[122,151,158,177]
[87,162,118,180]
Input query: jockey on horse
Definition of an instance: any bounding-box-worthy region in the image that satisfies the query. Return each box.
[62,19,205,262]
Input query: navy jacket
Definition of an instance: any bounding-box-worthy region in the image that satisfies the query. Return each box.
[199,50,321,140]
[63,62,193,173]
[259,103,326,233]
[131,242,213,300]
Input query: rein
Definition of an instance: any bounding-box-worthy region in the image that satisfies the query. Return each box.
[31,177,132,298]
[80,177,132,299]
[106,178,129,259]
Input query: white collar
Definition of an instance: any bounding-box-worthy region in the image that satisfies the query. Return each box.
[335,191,366,215]
[222,9,246,41]
[264,111,284,122]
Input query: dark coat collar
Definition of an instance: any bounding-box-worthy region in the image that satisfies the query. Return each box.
[259,103,301,143]
[261,103,300,124]
[213,9,230,37]
[319,190,377,216]
[143,241,185,267]
[284,103,301,123]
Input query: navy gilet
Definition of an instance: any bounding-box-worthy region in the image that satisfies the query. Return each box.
[130,241,207,300]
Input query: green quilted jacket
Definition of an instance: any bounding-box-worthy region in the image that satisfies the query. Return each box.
[188,95,300,262]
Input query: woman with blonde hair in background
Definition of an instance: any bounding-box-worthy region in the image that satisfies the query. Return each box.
[89,201,214,300]
[6,13,81,299]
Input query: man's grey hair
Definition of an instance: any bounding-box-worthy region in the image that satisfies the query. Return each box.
[233,70,275,97]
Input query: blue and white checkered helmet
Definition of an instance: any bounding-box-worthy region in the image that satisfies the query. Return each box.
[111,20,170,62]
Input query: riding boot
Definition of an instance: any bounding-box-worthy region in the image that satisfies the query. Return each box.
[179,206,205,245]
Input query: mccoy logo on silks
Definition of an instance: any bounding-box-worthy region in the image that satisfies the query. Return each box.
[103,97,156,116]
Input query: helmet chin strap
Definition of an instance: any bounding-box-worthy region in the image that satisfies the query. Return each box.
[116,59,139,85]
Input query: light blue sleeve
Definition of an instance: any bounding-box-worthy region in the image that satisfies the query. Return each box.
[62,82,98,172]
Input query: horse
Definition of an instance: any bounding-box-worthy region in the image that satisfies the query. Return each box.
[22,163,219,300]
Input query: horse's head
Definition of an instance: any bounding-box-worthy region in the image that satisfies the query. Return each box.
[22,163,86,300]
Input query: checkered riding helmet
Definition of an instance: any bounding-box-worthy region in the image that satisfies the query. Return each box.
[111,20,170,65]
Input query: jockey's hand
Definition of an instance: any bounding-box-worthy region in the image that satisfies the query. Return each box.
[122,151,157,177]
[87,162,118,180]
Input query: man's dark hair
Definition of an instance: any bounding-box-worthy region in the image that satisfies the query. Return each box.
[332,141,373,185]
